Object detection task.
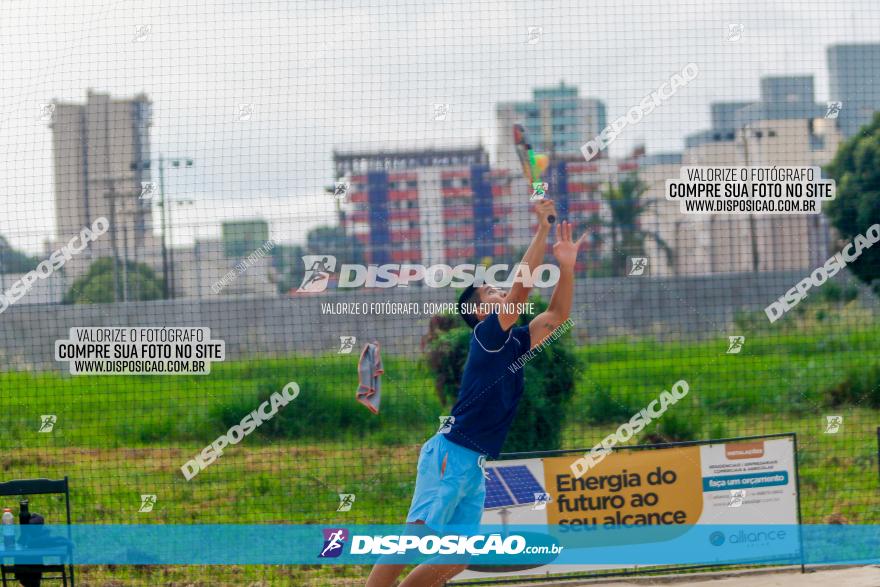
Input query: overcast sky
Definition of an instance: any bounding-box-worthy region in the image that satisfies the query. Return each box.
[1,0,877,253]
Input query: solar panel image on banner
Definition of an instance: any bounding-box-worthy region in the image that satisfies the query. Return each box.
[497,465,545,505]
[484,468,515,509]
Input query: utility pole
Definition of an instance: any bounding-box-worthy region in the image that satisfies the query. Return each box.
[740,124,761,273]
[121,223,129,302]
[135,155,194,299]
[99,177,122,301]
[88,175,141,302]
[159,156,170,298]
[194,240,202,299]
[102,100,121,302]
[737,102,765,274]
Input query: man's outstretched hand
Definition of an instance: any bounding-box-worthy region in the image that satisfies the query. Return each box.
[552,221,587,269]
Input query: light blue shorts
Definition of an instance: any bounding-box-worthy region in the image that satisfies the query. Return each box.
[406,434,486,532]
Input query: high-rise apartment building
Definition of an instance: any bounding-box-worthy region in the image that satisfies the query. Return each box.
[50,89,157,277]
[827,43,880,138]
[496,83,606,170]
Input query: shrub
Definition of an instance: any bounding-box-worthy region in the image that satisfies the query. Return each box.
[584,385,635,424]
[640,413,699,445]
[423,314,472,407]
[64,257,164,303]
[818,281,859,303]
[825,362,880,409]
[824,111,880,294]
[205,368,438,443]
[209,378,381,440]
[707,421,728,441]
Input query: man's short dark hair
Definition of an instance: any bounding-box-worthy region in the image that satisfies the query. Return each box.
[457,285,482,329]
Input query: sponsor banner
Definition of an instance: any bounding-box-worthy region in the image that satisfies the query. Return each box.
[5,524,880,565]
[458,436,799,580]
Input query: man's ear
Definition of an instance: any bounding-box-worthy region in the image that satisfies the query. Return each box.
[472,290,484,320]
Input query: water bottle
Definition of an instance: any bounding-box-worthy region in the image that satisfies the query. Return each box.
[2,508,14,549]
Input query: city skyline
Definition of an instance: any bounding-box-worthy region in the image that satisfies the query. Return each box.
[1,0,878,254]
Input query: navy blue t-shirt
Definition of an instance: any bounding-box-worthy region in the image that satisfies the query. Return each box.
[445,313,531,458]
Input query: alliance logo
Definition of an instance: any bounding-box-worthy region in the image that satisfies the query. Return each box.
[708,529,787,547]
[319,528,348,558]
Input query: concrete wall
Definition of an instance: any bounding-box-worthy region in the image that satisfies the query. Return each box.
[0,270,874,371]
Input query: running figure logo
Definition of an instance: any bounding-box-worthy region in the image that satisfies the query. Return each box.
[530,182,548,201]
[432,103,450,121]
[726,23,744,42]
[824,415,843,434]
[298,255,337,292]
[338,336,356,354]
[337,494,355,512]
[532,492,551,510]
[140,182,158,200]
[38,415,57,433]
[727,489,745,508]
[726,336,745,354]
[132,24,152,42]
[39,103,56,122]
[333,182,349,201]
[139,494,157,513]
[437,416,455,434]
[319,528,348,558]
[526,26,543,45]
[825,101,843,119]
[628,257,648,276]
[237,103,255,121]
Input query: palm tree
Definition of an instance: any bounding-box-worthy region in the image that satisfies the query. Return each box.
[600,173,674,276]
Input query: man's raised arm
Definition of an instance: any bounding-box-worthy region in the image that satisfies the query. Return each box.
[497,200,556,330]
[528,221,585,349]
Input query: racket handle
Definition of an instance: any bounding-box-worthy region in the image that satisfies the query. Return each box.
[548,215,556,223]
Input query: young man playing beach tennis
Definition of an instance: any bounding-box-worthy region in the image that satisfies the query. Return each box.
[367,200,585,587]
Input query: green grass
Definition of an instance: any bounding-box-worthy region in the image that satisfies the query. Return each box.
[0,355,442,448]
[1,321,878,584]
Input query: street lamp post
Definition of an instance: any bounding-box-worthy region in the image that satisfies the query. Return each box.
[158,157,170,298]
[165,197,194,297]
[160,156,194,299]
[737,103,766,274]
[134,155,194,299]
[87,175,141,302]
[740,125,763,273]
